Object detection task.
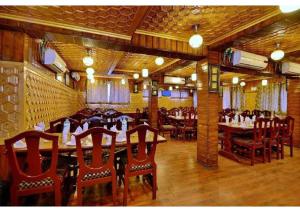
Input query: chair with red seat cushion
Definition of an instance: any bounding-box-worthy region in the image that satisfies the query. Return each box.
[48,117,80,133]
[232,118,269,166]
[5,131,61,206]
[75,127,117,206]
[157,111,176,137]
[123,124,158,206]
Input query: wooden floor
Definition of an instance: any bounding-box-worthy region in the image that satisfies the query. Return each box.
[14,136,300,206]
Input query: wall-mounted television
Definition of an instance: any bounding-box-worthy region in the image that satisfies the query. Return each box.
[162,90,171,97]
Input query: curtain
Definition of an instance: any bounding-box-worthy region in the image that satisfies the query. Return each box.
[255,82,284,113]
[109,78,130,104]
[193,90,197,108]
[87,78,130,104]
[87,78,108,103]
[222,86,231,109]
[232,86,244,111]
[280,83,287,113]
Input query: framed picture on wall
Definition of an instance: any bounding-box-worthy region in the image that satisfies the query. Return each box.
[208,64,220,93]
[152,80,158,96]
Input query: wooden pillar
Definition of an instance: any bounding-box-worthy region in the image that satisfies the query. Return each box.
[148,77,158,128]
[287,79,300,147]
[196,51,220,168]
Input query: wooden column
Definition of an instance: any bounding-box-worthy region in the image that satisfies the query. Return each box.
[196,51,220,168]
[148,77,158,128]
[287,79,300,147]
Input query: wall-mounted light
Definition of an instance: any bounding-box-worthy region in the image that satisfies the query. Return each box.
[56,75,63,82]
[121,78,126,85]
[169,86,173,91]
[142,68,149,78]
[133,73,139,79]
[90,78,95,84]
[191,73,197,81]
[143,84,147,90]
[155,57,164,66]
[202,64,208,72]
[175,85,179,89]
[240,81,246,87]
[262,79,268,86]
[232,77,239,84]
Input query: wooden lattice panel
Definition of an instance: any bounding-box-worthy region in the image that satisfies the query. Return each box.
[51,41,124,74]
[233,14,300,58]
[24,64,84,129]
[0,61,23,139]
[138,6,277,43]
[0,6,139,36]
[116,52,175,73]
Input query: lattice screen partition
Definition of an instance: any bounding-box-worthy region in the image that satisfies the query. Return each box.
[0,61,85,140]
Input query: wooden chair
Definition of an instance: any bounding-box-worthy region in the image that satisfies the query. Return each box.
[123,125,158,206]
[267,117,283,162]
[178,112,197,139]
[280,116,295,158]
[252,109,261,117]
[232,118,269,166]
[242,110,251,116]
[261,110,271,117]
[70,113,89,123]
[85,116,106,129]
[157,111,176,137]
[5,131,61,206]
[75,127,117,205]
[48,117,80,133]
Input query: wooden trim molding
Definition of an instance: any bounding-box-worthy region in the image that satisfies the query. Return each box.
[135,29,188,42]
[0,13,132,40]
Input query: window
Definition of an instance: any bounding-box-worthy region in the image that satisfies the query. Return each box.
[222,86,231,109]
[87,78,130,104]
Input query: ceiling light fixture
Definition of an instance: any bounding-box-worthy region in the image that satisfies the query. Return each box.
[175,85,179,89]
[189,24,203,49]
[240,81,246,87]
[142,68,149,78]
[155,57,164,66]
[90,78,95,84]
[86,67,95,75]
[169,86,173,91]
[83,49,94,66]
[121,78,126,85]
[133,73,139,80]
[191,73,197,81]
[279,5,300,13]
[271,43,285,61]
[87,73,94,80]
[232,77,239,84]
[262,79,268,86]
[143,84,147,90]
[202,64,208,72]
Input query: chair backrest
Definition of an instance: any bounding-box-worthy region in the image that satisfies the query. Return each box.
[49,117,80,133]
[270,117,281,140]
[168,108,179,116]
[70,113,88,123]
[75,127,116,172]
[252,109,261,117]
[183,111,196,128]
[126,125,158,166]
[253,118,270,145]
[262,110,271,117]
[282,116,295,138]
[242,110,250,116]
[5,131,58,180]
[86,116,106,129]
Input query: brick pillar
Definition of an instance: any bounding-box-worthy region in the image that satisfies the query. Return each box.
[287,79,300,147]
[148,79,158,128]
[196,62,219,168]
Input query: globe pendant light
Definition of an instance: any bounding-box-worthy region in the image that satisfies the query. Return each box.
[271,43,285,61]
[279,5,300,13]
[262,79,268,86]
[155,57,164,66]
[240,81,246,87]
[133,73,139,80]
[87,73,94,80]
[189,24,203,48]
[121,78,126,85]
[90,78,95,84]
[232,77,239,84]
[86,67,95,75]
[83,49,94,66]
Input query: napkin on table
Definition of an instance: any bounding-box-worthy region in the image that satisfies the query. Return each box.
[83,122,89,131]
[225,115,230,124]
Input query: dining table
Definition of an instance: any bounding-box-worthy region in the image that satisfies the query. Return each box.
[0,131,167,181]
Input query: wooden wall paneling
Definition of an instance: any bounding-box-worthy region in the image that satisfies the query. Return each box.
[0,30,24,62]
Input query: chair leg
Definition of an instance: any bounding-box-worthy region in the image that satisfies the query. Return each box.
[251,148,255,166]
[152,171,157,200]
[77,186,83,206]
[290,139,293,157]
[54,184,61,206]
[10,191,18,206]
[281,142,285,159]
[263,147,266,163]
[123,175,129,206]
[112,178,117,206]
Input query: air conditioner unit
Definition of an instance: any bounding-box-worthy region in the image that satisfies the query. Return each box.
[232,50,268,70]
[164,76,186,85]
[43,48,68,73]
[281,61,300,75]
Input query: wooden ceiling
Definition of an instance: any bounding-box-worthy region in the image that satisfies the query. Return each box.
[0,6,299,79]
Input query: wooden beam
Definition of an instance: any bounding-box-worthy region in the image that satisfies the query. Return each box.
[0,12,131,40]
[45,32,204,61]
[220,65,276,77]
[129,6,152,36]
[107,53,125,75]
[208,9,282,49]
[285,45,300,54]
[150,59,181,75]
[150,60,194,76]
[135,29,187,42]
